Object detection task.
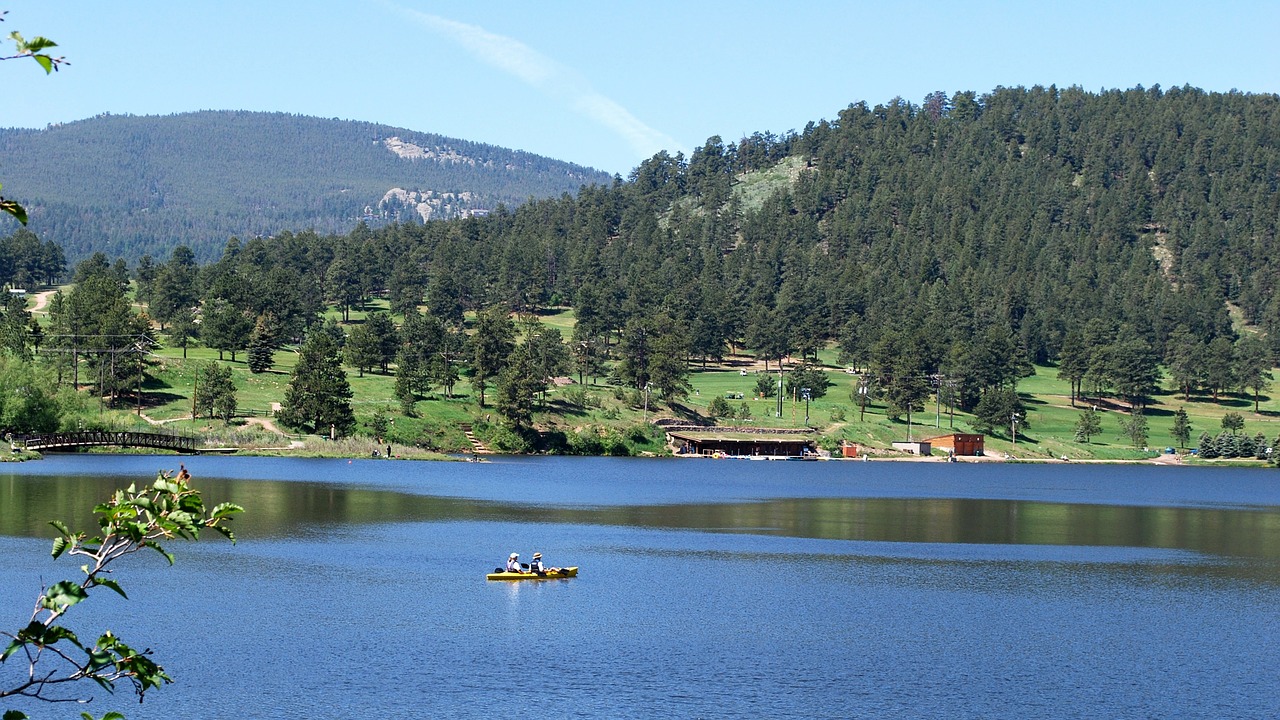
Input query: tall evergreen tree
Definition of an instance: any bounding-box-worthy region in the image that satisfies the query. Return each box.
[1170,407,1192,450]
[343,322,380,378]
[246,313,278,374]
[277,329,355,436]
[1202,336,1236,402]
[1074,407,1102,444]
[1122,411,1149,449]
[194,361,237,421]
[648,329,693,403]
[200,298,252,362]
[1234,335,1274,413]
[494,345,542,429]
[471,305,514,407]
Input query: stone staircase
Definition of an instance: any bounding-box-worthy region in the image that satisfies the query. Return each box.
[459,423,492,454]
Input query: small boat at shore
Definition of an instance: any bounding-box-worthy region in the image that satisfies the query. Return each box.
[486,566,579,581]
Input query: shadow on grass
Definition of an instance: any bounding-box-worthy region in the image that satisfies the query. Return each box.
[140,391,187,408]
[667,402,711,425]
[540,399,587,418]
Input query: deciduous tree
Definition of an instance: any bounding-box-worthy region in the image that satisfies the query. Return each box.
[0,471,240,720]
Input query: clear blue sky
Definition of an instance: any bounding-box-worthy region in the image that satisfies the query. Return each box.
[4,2,1278,176]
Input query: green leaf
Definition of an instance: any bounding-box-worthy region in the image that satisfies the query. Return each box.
[33,54,52,73]
[38,624,84,649]
[96,577,128,599]
[44,580,89,609]
[211,524,237,544]
[211,502,245,519]
[49,519,72,538]
[5,710,31,720]
[23,36,57,52]
[51,535,68,558]
[86,646,115,672]
[0,197,27,225]
[1,636,23,662]
[90,674,115,692]
[141,540,175,565]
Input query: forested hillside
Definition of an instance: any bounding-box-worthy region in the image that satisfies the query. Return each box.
[284,84,1280,425]
[5,85,1280,450]
[0,111,614,263]
[323,85,1280,363]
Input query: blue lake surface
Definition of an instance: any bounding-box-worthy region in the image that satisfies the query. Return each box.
[2,455,1279,718]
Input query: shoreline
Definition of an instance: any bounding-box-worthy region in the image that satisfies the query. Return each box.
[4,444,1269,468]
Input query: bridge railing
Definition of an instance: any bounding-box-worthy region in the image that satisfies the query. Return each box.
[11,429,201,453]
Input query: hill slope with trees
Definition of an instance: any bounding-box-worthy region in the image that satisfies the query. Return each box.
[5,84,1280,461]
[0,110,614,263]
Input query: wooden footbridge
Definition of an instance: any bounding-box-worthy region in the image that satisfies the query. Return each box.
[15,430,200,454]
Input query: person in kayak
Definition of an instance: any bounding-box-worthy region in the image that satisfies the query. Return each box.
[506,552,526,573]
[529,552,560,574]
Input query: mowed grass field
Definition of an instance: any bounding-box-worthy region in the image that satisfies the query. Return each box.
[36,283,1280,460]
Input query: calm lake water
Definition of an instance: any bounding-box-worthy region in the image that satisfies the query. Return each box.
[2,455,1279,719]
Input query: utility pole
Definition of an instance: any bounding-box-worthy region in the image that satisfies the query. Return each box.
[776,368,783,418]
[932,374,942,428]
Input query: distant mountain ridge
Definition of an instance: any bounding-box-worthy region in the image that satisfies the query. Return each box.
[0,110,614,263]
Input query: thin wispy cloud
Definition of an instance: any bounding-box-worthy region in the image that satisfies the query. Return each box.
[391,5,680,163]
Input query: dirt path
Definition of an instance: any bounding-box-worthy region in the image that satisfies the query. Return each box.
[29,289,56,315]
[245,416,306,449]
[245,416,287,435]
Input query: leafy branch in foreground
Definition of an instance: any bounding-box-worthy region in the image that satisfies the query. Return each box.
[1,12,68,73]
[1,10,68,226]
[0,470,242,719]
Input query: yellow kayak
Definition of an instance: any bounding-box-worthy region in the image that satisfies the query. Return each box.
[486,566,579,581]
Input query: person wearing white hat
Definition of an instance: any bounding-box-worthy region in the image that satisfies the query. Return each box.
[505,552,525,573]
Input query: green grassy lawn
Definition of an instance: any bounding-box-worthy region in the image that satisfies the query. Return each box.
[69,313,1280,462]
[1018,363,1280,457]
[536,307,576,334]
[324,298,395,325]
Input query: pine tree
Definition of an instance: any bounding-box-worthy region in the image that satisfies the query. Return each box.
[1170,407,1192,450]
[1197,431,1217,458]
[1221,412,1245,435]
[277,330,354,436]
[472,305,515,407]
[494,346,541,428]
[1234,335,1274,413]
[707,396,732,419]
[343,322,379,378]
[194,361,236,421]
[1074,408,1102,443]
[246,313,277,374]
[1121,411,1149,449]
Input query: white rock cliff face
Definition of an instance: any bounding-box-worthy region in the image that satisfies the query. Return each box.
[376,138,488,221]
[377,187,478,222]
[382,137,477,166]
